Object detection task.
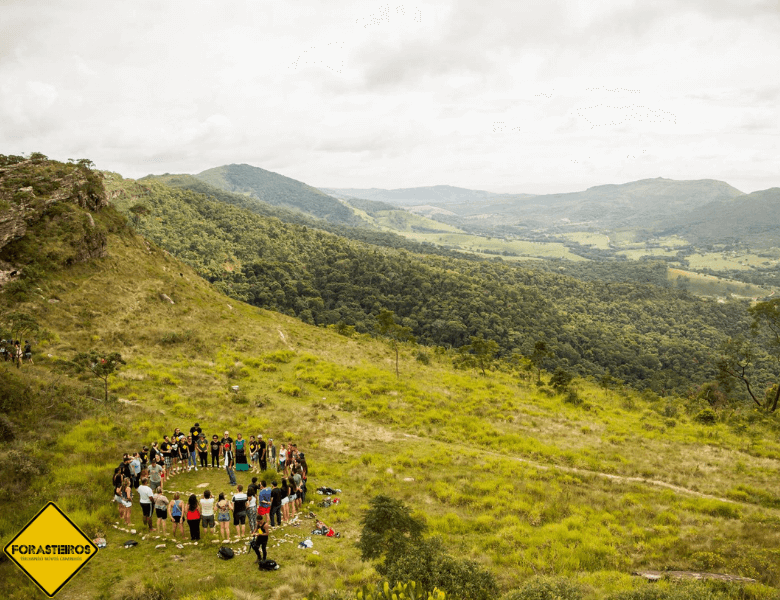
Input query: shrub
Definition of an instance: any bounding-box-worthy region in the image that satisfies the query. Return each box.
[416,351,431,365]
[382,538,498,600]
[694,408,718,425]
[0,414,17,442]
[501,576,583,600]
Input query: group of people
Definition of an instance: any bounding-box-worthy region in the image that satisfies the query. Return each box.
[0,339,33,367]
[112,422,309,564]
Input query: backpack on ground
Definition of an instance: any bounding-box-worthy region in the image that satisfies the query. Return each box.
[218,546,234,560]
[259,559,280,570]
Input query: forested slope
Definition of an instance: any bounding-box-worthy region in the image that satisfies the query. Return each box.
[193,163,362,226]
[107,173,756,395]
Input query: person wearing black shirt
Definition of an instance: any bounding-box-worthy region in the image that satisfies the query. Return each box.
[210,435,221,468]
[190,422,202,439]
[269,481,282,528]
[185,435,197,471]
[160,436,172,475]
[258,435,267,471]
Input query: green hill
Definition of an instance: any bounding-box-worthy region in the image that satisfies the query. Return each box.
[193,163,362,227]
[2,156,780,600]
[667,188,780,248]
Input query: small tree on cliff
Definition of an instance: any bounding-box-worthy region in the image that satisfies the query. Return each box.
[73,350,125,402]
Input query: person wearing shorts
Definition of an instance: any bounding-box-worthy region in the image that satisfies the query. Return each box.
[216,493,232,540]
[137,478,155,531]
[148,459,163,492]
[153,487,169,536]
[232,485,248,538]
[169,493,184,539]
[257,480,271,521]
[200,490,215,535]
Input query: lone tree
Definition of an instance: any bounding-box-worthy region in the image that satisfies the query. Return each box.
[530,340,549,383]
[717,336,763,409]
[73,350,126,402]
[376,310,415,377]
[128,203,150,227]
[6,313,39,342]
[358,494,426,563]
[456,335,499,375]
[749,298,780,412]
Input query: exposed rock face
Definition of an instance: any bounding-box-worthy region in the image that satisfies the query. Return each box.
[0,158,108,254]
[0,157,110,284]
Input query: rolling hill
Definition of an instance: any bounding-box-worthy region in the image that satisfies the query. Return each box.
[192,163,362,227]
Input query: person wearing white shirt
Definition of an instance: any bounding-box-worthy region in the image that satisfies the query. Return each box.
[137,478,156,531]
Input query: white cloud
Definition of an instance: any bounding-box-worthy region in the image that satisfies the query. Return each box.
[0,0,777,193]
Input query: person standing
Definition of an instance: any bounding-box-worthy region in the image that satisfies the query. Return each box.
[257,480,271,523]
[246,484,257,538]
[14,340,22,368]
[169,493,184,539]
[153,487,169,536]
[186,494,201,540]
[232,485,248,538]
[130,453,142,489]
[185,435,197,471]
[200,490,216,536]
[268,439,276,472]
[216,492,232,541]
[160,436,172,478]
[196,434,208,468]
[278,444,286,475]
[118,477,132,526]
[210,435,221,468]
[252,516,270,564]
[137,477,156,531]
[248,435,258,471]
[190,422,202,439]
[269,480,282,528]
[23,341,33,364]
[258,435,267,471]
[148,458,164,493]
[225,443,237,486]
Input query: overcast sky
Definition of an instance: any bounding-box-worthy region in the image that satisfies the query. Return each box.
[1,0,778,193]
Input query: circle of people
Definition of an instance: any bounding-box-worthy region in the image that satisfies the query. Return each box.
[112,422,308,564]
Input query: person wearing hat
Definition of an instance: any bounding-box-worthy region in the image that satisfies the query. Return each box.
[196,433,208,468]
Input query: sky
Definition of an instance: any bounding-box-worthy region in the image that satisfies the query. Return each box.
[1,0,778,194]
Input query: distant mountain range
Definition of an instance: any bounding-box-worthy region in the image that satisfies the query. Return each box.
[148,163,779,249]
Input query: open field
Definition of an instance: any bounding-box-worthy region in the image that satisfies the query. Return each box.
[668,268,777,299]
[404,232,588,261]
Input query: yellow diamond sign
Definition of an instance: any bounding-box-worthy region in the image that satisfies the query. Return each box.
[3,502,98,597]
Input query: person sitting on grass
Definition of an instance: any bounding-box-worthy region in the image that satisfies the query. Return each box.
[216,492,232,541]
[200,490,216,536]
[153,487,169,536]
[169,492,184,539]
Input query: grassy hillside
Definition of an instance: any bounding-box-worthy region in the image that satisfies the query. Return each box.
[2,159,780,600]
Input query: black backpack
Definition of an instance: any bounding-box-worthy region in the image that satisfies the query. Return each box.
[218,547,234,560]
[259,559,279,571]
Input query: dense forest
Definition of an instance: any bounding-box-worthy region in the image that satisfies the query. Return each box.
[107,174,765,396]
